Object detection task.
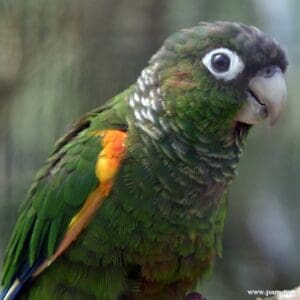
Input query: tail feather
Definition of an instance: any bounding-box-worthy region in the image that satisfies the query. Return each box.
[1,280,22,300]
[0,257,44,300]
[0,287,9,300]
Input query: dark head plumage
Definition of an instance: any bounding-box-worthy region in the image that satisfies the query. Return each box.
[147,21,288,131]
[152,21,288,79]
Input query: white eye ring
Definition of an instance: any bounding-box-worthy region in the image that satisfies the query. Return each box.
[202,47,245,81]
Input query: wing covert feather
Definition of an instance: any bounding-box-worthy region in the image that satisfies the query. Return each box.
[1,90,130,287]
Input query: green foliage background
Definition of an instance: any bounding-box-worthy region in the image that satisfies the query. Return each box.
[0,0,298,299]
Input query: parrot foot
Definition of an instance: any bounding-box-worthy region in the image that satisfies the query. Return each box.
[184,292,207,300]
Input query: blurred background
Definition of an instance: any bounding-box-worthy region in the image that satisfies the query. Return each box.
[0,0,299,299]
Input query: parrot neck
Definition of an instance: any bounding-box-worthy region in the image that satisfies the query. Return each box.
[129,64,250,200]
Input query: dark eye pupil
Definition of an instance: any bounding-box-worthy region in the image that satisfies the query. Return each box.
[211,53,230,72]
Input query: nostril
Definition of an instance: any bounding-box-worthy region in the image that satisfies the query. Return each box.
[265,67,272,75]
[258,65,280,78]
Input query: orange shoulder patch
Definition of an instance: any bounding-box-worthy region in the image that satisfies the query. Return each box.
[33,129,127,277]
[95,130,127,184]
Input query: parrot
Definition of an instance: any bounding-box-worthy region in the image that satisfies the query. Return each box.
[0,21,288,300]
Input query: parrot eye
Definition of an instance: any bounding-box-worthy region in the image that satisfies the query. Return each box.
[202,47,245,81]
[211,54,230,72]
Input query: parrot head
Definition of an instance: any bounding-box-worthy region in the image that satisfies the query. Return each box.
[148,22,288,138]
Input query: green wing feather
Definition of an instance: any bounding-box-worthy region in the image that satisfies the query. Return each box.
[1,89,131,287]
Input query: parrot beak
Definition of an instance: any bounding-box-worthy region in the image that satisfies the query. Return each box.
[235,66,287,125]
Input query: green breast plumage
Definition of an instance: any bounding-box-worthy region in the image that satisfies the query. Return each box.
[19,65,249,300]
[43,65,248,299]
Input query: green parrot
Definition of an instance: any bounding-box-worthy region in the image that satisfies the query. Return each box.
[0,21,288,300]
